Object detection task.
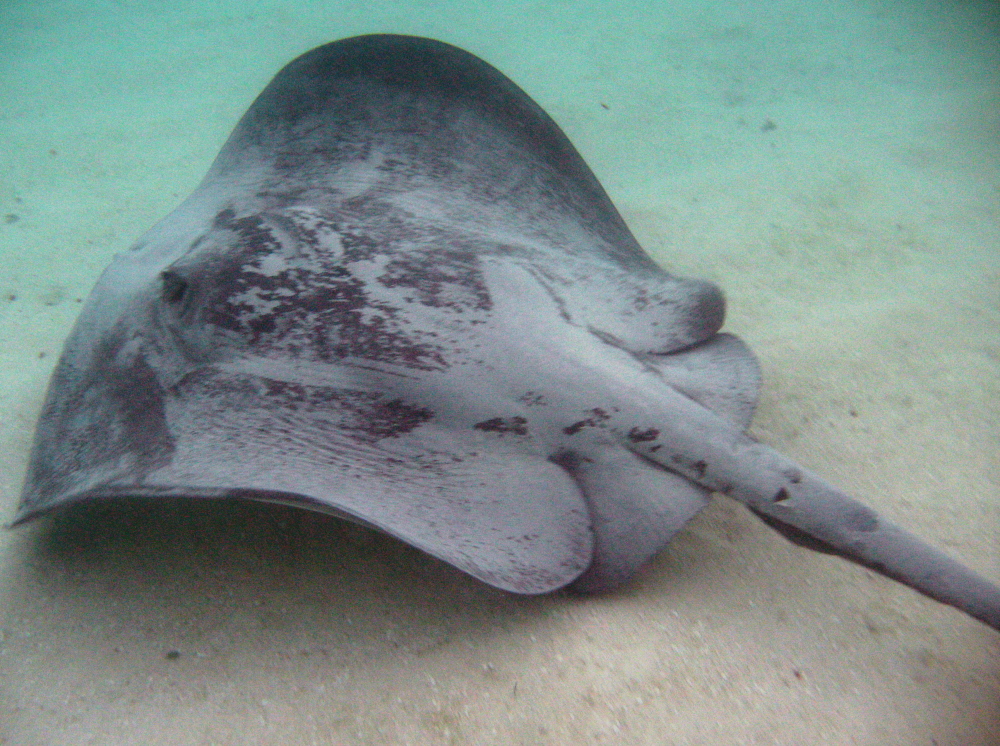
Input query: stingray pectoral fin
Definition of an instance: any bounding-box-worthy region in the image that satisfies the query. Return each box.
[214,442,596,595]
[725,447,1000,631]
[553,266,726,354]
[360,449,596,594]
[555,447,711,594]
[647,333,761,429]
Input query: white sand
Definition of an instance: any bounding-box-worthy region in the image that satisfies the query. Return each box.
[1,1,998,743]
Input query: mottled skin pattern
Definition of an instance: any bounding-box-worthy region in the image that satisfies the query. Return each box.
[12,36,1000,628]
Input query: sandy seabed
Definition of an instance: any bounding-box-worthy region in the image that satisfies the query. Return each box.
[1,1,999,744]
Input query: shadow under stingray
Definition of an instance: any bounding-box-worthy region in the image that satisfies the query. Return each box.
[19,497,565,666]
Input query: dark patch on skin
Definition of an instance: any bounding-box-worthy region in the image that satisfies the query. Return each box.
[366,398,436,439]
[773,487,790,503]
[845,505,879,532]
[474,416,528,436]
[213,207,237,228]
[224,212,283,256]
[549,450,592,471]
[517,391,547,406]
[377,248,492,313]
[782,468,802,484]
[627,427,659,442]
[256,378,434,442]
[161,271,188,305]
[183,211,450,371]
[668,454,713,482]
[24,329,175,503]
[563,407,611,436]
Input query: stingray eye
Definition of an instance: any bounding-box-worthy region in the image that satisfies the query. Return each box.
[161,271,189,305]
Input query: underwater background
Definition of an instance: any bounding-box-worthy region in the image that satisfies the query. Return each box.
[1,0,999,743]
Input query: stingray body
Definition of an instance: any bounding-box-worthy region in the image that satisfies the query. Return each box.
[13,35,1000,629]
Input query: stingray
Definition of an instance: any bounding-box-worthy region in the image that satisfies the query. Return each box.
[11,35,1000,630]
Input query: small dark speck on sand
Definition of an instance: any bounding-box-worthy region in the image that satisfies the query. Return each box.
[165,650,181,660]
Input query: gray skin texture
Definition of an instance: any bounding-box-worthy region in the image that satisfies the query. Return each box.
[12,35,1000,630]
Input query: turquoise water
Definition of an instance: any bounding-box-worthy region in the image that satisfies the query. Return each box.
[1,1,999,743]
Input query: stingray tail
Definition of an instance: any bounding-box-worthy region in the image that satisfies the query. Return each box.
[714,442,1000,632]
[746,491,1000,632]
[622,389,1000,631]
